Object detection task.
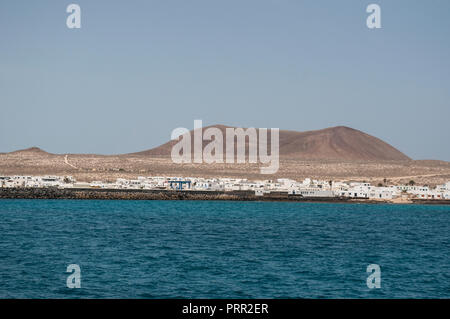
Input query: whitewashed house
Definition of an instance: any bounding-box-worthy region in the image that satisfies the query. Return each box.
[368,187,396,200]
[40,176,64,187]
[345,184,370,198]
[289,187,333,197]
[0,176,12,188]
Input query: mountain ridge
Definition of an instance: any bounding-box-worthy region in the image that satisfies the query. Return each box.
[130,125,411,161]
[8,147,50,155]
[5,126,411,161]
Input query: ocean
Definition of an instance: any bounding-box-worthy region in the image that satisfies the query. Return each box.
[0,200,449,298]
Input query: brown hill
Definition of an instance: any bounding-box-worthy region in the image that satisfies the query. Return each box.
[131,125,411,161]
[8,147,50,155]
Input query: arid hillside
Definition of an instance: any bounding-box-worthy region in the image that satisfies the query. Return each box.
[132,125,410,161]
[1,126,449,186]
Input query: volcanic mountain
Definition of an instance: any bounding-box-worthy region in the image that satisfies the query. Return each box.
[8,147,50,155]
[131,125,411,161]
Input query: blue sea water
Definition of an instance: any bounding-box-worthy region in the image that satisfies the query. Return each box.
[0,199,449,299]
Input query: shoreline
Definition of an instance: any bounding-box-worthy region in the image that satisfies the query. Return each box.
[1,187,449,205]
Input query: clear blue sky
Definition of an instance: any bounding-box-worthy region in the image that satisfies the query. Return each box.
[1,0,449,160]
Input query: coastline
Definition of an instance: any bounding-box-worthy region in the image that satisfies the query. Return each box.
[1,187,449,205]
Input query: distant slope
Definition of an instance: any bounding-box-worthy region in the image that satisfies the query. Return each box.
[279,126,411,161]
[131,125,411,161]
[8,147,50,155]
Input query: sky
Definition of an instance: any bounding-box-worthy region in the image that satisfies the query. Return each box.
[0,0,449,160]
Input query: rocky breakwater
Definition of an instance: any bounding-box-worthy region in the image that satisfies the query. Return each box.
[0,187,350,202]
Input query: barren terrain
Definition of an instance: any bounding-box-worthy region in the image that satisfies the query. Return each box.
[1,148,449,186]
[1,126,448,186]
